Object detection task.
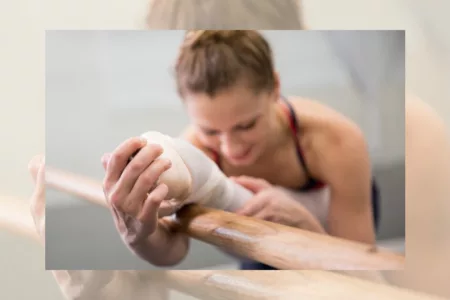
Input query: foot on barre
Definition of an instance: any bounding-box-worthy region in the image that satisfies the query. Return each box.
[100,131,255,266]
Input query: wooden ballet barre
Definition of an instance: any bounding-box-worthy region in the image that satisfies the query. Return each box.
[163,270,448,300]
[0,195,40,242]
[0,195,445,300]
[43,165,405,270]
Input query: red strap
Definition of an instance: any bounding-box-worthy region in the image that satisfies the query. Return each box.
[280,101,298,135]
[209,148,222,170]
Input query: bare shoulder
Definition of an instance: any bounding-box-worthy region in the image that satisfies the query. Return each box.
[406,94,447,133]
[288,96,341,116]
[406,94,450,174]
[179,125,217,161]
[287,96,365,145]
[286,96,369,179]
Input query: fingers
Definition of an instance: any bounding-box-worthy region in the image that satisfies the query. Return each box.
[235,194,267,216]
[101,153,111,170]
[123,157,172,214]
[29,156,46,238]
[104,137,147,187]
[137,183,169,225]
[230,175,272,193]
[158,199,181,217]
[252,209,272,222]
[108,144,164,210]
[34,157,45,187]
[28,154,45,182]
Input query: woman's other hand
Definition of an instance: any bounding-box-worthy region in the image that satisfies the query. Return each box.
[230,176,325,234]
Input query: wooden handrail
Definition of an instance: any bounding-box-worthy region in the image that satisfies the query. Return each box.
[0,195,39,242]
[162,270,447,300]
[42,165,405,270]
[0,195,444,300]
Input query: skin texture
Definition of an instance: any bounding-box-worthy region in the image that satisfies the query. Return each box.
[382,95,450,298]
[181,72,375,246]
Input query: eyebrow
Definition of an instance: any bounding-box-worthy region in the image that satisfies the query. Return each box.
[200,114,261,132]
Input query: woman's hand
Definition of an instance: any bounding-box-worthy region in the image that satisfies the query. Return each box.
[102,137,170,240]
[101,137,188,266]
[28,155,120,299]
[28,155,46,243]
[230,176,326,234]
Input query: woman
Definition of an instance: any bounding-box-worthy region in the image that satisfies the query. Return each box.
[27,95,449,298]
[102,30,379,270]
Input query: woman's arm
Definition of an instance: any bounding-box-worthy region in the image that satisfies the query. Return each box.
[28,155,168,300]
[291,99,376,245]
[314,125,376,245]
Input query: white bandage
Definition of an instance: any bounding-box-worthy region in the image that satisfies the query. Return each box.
[140,131,192,202]
[140,131,252,212]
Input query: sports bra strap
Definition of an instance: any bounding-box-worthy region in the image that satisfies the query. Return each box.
[279,97,326,190]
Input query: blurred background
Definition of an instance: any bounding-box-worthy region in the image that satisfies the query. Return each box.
[1,0,449,299]
[44,29,405,269]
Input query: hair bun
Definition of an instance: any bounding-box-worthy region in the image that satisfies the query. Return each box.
[184,30,242,49]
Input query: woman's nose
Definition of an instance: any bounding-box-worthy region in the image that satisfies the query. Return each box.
[220,134,244,156]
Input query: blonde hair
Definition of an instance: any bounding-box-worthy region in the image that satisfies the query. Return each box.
[146,0,304,29]
[175,30,276,98]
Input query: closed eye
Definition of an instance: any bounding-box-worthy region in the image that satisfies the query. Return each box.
[235,119,258,131]
[200,116,260,135]
[202,128,220,136]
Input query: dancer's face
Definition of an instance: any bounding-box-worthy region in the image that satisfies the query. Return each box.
[184,80,279,166]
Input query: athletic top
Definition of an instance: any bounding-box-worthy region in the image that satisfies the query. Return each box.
[279,97,327,191]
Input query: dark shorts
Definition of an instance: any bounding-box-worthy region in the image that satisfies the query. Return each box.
[240,178,381,270]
